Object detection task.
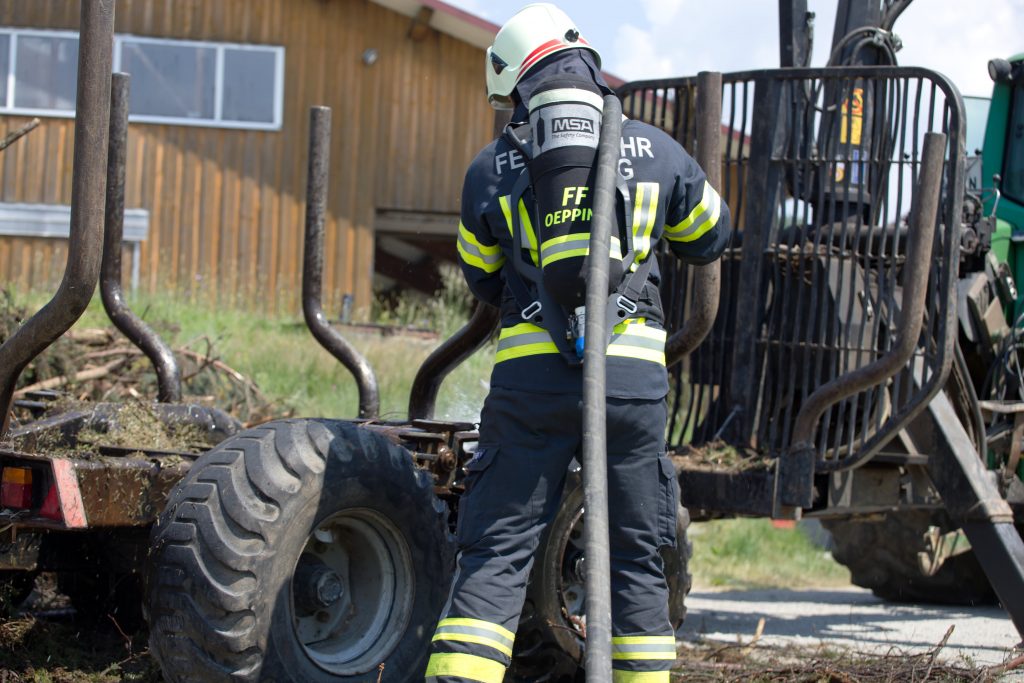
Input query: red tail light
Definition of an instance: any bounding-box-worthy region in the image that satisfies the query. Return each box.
[1,467,32,509]
[39,484,62,522]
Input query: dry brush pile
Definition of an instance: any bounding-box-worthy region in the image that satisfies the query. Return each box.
[1,291,285,429]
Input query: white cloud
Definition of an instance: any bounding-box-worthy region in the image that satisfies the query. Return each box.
[890,0,1023,96]
[442,0,1021,96]
[613,24,678,80]
[636,0,685,24]
[609,0,778,80]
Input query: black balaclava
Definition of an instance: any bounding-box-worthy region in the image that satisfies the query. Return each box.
[510,48,612,123]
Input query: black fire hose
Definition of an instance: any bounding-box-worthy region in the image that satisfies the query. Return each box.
[581,94,624,682]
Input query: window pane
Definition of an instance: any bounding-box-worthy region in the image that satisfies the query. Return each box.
[1003,85,1024,205]
[14,35,78,111]
[0,34,10,105]
[222,48,277,124]
[121,41,215,119]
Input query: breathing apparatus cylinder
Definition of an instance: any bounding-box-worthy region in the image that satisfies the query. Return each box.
[526,76,621,313]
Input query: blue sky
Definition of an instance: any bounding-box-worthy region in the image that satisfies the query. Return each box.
[446,0,1022,97]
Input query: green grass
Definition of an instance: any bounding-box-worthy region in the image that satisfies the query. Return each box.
[7,279,495,424]
[5,285,853,592]
[690,519,851,590]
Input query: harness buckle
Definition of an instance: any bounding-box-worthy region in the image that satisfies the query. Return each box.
[616,296,639,315]
[521,301,543,320]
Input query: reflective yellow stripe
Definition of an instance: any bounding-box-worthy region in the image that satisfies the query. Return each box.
[611,636,677,645]
[684,196,721,243]
[611,633,677,660]
[459,222,501,256]
[498,322,546,338]
[457,240,505,273]
[431,632,513,657]
[437,618,515,642]
[425,652,506,683]
[496,342,559,363]
[495,323,560,363]
[495,320,665,364]
[665,180,721,243]
[499,195,539,265]
[632,182,660,263]
[519,202,539,261]
[608,320,667,365]
[612,671,670,682]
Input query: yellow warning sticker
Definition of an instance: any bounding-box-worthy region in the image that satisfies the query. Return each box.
[840,88,864,145]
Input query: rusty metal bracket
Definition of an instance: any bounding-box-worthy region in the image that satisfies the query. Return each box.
[978,400,1024,482]
[918,525,973,577]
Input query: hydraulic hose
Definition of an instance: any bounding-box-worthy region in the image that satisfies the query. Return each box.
[581,94,624,683]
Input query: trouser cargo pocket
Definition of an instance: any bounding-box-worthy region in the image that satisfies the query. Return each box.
[456,446,498,545]
[657,454,679,549]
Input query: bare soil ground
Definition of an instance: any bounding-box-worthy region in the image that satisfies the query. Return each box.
[678,587,1024,682]
[2,586,1022,682]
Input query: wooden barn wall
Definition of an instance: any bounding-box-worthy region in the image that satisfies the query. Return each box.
[0,0,494,312]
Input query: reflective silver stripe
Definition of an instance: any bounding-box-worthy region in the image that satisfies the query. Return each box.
[666,183,721,242]
[612,643,676,654]
[434,625,514,649]
[541,235,590,261]
[609,331,665,352]
[673,201,717,240]
[632,182,659,261]
[458,232,504,265]
[497,331,552,352]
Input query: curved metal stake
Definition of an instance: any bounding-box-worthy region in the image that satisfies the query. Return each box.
[0,0,115,436]
[408,302,499,421]
[781,132,946,512]
[302,106,380,419]
[101,72,182,403]
[667,71,723,366]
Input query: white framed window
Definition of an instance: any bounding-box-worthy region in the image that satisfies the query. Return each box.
[0,27,285,131]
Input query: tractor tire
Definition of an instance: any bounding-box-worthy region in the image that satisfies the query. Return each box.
[144,419,455,683]
[509,470,693,682]
[823,509,996,605]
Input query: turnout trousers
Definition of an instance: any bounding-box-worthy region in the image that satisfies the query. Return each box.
[425,387,679,682]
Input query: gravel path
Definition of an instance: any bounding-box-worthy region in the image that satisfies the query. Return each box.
[678,587,1022,672]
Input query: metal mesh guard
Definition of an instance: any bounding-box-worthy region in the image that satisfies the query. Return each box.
[618,67,965,470]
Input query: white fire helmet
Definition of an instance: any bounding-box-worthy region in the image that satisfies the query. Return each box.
[485,3,601,110]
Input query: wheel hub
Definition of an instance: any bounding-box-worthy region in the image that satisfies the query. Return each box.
[558,508,587,632]
[294,558,345,613]
[291,508,414,676]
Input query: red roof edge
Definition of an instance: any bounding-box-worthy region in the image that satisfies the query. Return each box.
[413,0,625,89]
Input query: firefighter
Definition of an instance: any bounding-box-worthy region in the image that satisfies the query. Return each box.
[426,4,731,682]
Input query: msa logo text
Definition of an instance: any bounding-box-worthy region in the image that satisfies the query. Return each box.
[552,117,595,134]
